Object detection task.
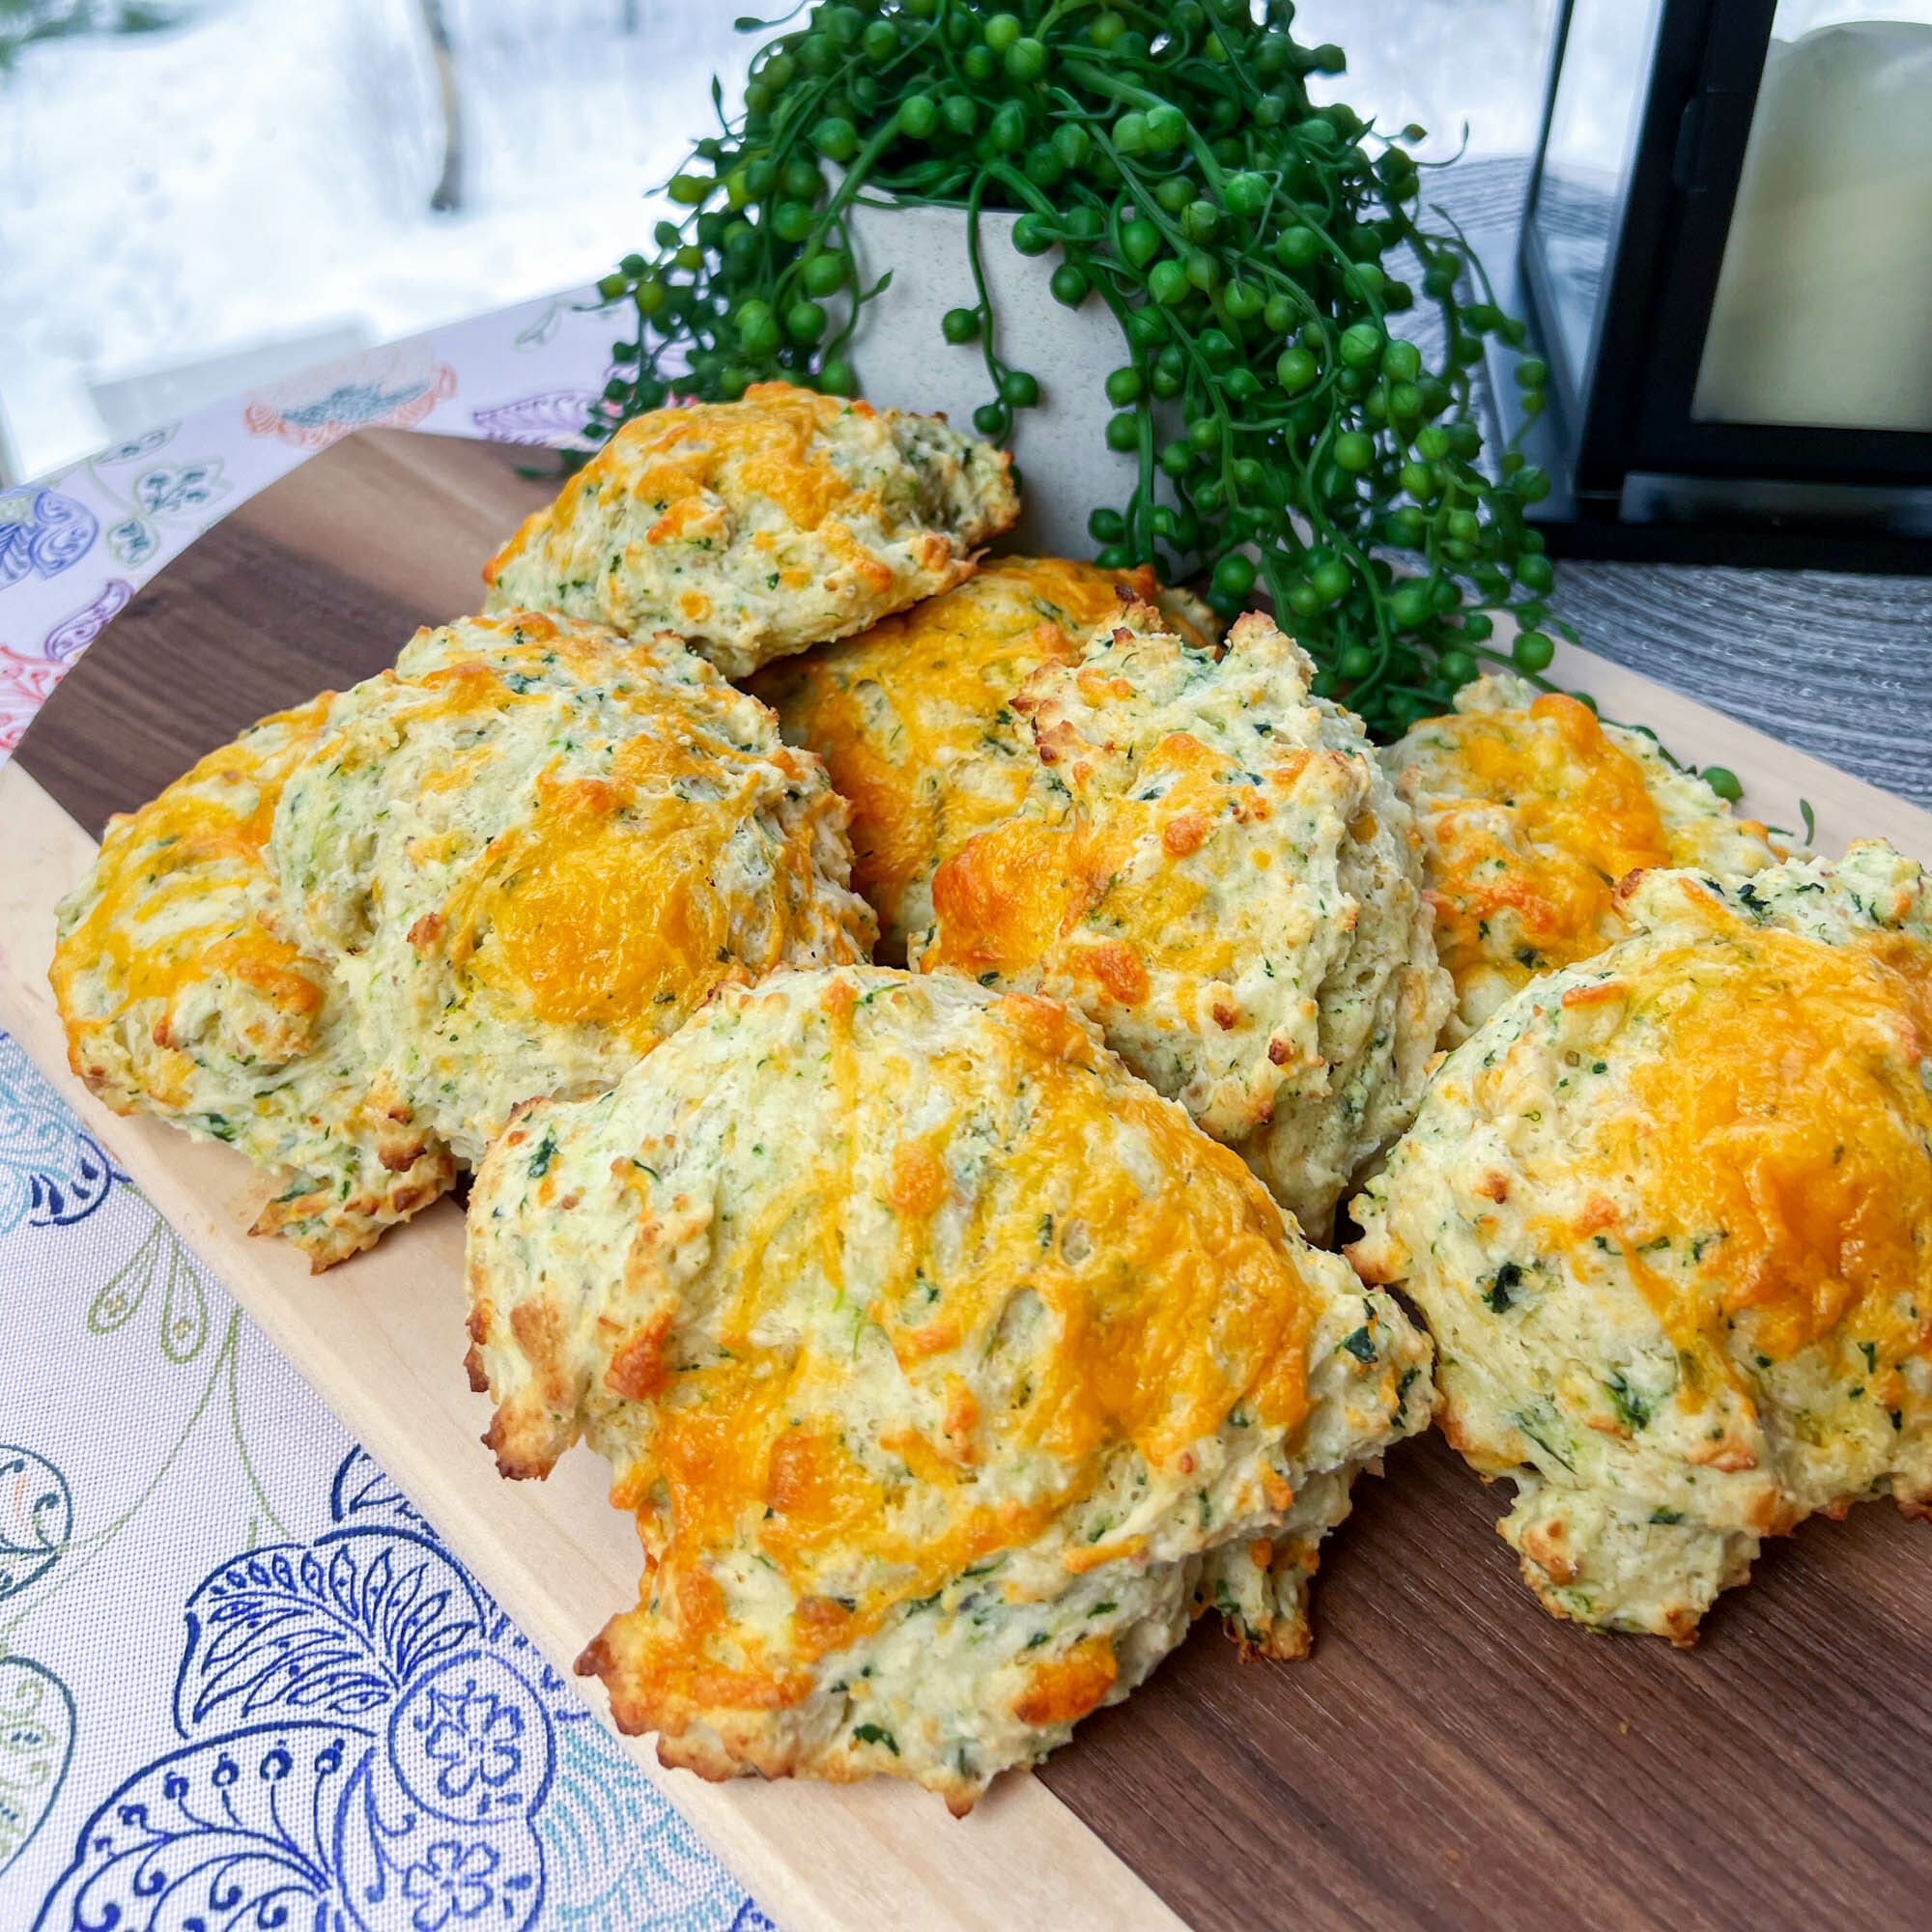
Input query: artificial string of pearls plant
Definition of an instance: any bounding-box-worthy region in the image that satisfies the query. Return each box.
[585,0,1565,736]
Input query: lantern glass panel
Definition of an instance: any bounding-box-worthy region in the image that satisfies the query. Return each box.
[1526,0,1666,391]
[1692,1,1932,432]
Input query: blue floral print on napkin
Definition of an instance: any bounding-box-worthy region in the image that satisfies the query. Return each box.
[0,490,99,592]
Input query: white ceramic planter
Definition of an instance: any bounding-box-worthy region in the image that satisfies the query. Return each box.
[839,197,1153,558]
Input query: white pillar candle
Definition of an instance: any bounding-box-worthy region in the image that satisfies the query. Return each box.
[1694,20,1932,432]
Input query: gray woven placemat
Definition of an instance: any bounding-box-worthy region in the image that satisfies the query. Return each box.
[1552,561,1930,807]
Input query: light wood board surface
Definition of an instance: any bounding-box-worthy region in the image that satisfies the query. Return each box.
[10,428,1932,1932]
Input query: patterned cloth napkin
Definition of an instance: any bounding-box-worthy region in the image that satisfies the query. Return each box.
[0,1027,773,1929]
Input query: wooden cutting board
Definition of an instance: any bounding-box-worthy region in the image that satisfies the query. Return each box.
[10,427,1932,1932]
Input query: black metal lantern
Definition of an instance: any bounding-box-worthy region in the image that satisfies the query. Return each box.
[1492,0,1932,568]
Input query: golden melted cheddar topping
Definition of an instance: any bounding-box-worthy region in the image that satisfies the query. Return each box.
[471,963,1433,1802]
[266,611,873,1168]
[1345,847,1930,1643]
[52,689,466,1267]
[752,556,1183,958]
[581,982,1313,1716]
[493,384,867,583]
[1416,693,1676,988]
[1390,677,1777,1031]
[1600,906,1932,1385]
[51,696,335,1095]
[922,728,1251,1005]
[437,727,831,1050]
